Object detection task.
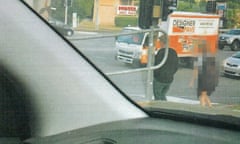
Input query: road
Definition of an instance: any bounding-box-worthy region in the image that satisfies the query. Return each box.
[69,31,240,105]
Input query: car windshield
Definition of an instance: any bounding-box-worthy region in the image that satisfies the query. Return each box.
[226,29,240,35]
[23,0,240,133]
[232,52,240,58]
[116,30,145,45]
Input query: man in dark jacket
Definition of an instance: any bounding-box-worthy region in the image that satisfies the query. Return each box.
[153,48,179,100]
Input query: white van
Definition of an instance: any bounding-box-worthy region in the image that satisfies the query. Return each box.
[115,27,159,67]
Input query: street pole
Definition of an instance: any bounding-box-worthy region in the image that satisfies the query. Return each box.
[146,27,155,101]
[64,0,68,24]
[95,0,99,30]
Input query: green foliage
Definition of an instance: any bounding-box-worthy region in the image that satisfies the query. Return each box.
[51,0,94,24]
[115,16,138,27]
[227,9,240,28]
[50,0,65,21]
[177,0,205,12]
[226,1,240,28]
[69,0,94,20]
[228,0,240,9]
[177,0,240,28]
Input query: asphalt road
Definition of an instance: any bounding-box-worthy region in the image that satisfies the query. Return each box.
[70,31,240,105]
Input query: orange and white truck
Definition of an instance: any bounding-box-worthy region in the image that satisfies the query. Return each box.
[163,11,220,66]
[115,11,220,67]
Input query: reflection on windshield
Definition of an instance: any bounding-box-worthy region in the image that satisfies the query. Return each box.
[116,33,144,45]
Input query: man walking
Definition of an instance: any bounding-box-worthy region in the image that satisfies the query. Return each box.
[153,47,179,100]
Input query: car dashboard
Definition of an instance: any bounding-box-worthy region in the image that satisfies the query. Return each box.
[24,117,239,144]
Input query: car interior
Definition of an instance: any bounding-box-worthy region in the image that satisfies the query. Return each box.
[0,1,239,144]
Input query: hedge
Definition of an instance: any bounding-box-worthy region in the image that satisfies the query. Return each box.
[115,16,138,27]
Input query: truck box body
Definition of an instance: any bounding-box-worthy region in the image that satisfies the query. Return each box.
[164,12,220,57]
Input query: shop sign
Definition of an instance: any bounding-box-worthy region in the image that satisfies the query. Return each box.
[117,5,138,15]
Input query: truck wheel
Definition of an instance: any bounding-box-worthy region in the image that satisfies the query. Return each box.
[231,40,239,51]
[186,60,194,69]
[218,44,224,50]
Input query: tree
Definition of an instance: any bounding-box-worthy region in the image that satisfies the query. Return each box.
[225,0,240,28]
[177,0,200,12]
[177,0,240,28]
[69,0,94,21]
[50,0,94,24]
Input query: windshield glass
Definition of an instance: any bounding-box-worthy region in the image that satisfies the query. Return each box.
[116,30,145,45]
[226,29,240,35]
[232,52,240,58]
[24,0,240,125]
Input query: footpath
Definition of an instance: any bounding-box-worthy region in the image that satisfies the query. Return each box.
[75,21,122,32]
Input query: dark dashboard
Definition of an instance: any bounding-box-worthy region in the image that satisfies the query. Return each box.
[24,118,239,144]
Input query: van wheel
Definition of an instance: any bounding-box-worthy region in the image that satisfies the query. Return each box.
[231,40,239,51]
[132,61,140,68]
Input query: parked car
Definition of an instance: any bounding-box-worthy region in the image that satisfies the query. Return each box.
[222,51,240,77]
[49,19,74,36]
[218,29,240,51]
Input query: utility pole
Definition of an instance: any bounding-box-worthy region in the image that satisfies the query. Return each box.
[64,0,68,24]
[146,27,155,100]
[95,0,99,30]
[138,0,177,100]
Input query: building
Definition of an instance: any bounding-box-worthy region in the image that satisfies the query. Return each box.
[25,0,138,26]
[93,0,138,26]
